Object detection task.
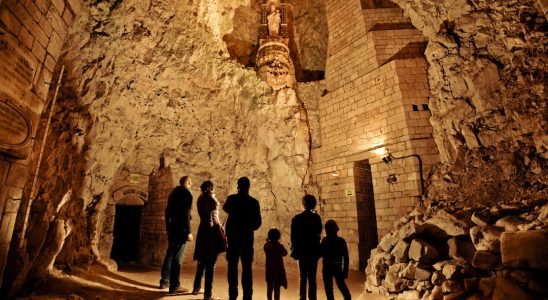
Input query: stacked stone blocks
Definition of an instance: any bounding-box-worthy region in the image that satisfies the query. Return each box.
[314,0,439,270]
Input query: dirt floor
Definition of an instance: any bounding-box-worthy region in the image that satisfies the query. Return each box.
[15,260,388,300]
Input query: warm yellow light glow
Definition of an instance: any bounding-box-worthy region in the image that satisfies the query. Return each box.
[373,147,386,156]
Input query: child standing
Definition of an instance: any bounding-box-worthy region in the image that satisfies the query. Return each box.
[321,220,351,300]
[264,228,288,300]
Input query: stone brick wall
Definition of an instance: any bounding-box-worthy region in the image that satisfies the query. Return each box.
[0,0,79,284]
[314,0,439,270]
[139,165,173,266]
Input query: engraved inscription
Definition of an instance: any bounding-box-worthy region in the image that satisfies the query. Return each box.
[0,33,38,101]
[0,99,31,146]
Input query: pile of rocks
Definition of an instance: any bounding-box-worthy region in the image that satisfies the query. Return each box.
[365,200,548,299]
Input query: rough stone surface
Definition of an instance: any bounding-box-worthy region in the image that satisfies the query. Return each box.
[392,240,410,263]
[392,0,548,209]
[409,239,439,264]
[366,203,547,299]
[492,277,535,300]
[470,225,504,253]
[5,0,316,291]
[471,209,492,226]
[500,229,548,269]
[494,216,525,232]
[478,277,496,296]
[447,237,475,264]
[472,250,501,270]
[423,211,469,238]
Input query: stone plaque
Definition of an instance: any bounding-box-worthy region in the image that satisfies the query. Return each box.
[0,31,39,103]
[129,173,140,184]
[0,92,33,158]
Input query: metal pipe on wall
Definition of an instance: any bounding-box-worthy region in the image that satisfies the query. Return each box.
[19,65,65,247]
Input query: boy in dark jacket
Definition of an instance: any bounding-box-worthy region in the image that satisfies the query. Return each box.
[320,219,351,300]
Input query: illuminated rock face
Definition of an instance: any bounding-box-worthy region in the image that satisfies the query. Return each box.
[256,0,296,90]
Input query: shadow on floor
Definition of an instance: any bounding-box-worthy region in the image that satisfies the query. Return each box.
[16,262,388,300]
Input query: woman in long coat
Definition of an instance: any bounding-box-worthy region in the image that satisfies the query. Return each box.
[192,180,224,300]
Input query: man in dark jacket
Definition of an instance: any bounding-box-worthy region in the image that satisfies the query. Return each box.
[160,176,194,294]
[291,194,322,300]
[223,177,262,300]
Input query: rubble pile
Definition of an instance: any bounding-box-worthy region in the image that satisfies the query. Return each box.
[365,200,548,300]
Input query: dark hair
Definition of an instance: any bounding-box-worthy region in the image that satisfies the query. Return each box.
[237,177,250,191]
[180,176,190,186]
[200,180,214,194]
[325,219,339,235]
[267,228,281,242]
[302,194,317,210]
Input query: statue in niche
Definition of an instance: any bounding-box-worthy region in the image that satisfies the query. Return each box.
[267,5,281,36]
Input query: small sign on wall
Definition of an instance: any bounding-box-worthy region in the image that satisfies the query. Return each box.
[129,173,140,184]
[345,189,354,197]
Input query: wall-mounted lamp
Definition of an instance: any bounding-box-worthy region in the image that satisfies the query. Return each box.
[330,171,339,177]
[386,173,398,184]
[379,150,426,203]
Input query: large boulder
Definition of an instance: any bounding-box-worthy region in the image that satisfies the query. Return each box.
[379,232,400,252]
[447,236,476,264]
[400,263,432,281]
[397,221,424,240]
[472,250,501,270]
[409,239,440,264]
[442,261,460,280]
[500,229,548,269]
[470,225,504,253]
[494,216,525,232]
[385,272,405,293]
[471,209,492,226]
[422,211,470,238]
[392,240,410,263]
[492,277,535,300]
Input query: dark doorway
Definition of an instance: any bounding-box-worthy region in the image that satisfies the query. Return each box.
[111,205,142,263]
[354,160,379,270]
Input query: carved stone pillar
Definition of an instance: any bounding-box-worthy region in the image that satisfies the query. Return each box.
[256,0,296,90]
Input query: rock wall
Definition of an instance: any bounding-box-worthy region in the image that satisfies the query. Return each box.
[6,0,316,294]
[387,0,547,205]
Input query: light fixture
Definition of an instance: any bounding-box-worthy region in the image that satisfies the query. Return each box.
[330,171,339,177]
[382,154,393,164]
[387,173,398,184]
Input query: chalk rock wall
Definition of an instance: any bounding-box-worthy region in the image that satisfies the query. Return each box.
[388,0,547,205]
[11,0,316,289]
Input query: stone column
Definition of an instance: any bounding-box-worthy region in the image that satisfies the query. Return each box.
[324,0,368,91]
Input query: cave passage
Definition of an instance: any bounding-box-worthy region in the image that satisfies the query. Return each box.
[110,205,143,263]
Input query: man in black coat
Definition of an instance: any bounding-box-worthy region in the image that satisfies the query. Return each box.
[223,177,262,300]
[160,175,194,294]
[291,194,323,300]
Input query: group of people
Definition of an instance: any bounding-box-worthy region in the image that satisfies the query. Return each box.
[160,175,352,300]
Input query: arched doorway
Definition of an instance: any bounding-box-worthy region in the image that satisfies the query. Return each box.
[111,204,143,263]
[108,170,149,263]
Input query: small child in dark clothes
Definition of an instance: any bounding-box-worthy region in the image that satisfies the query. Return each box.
[321,220,351,300]
[264,228,288,300]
